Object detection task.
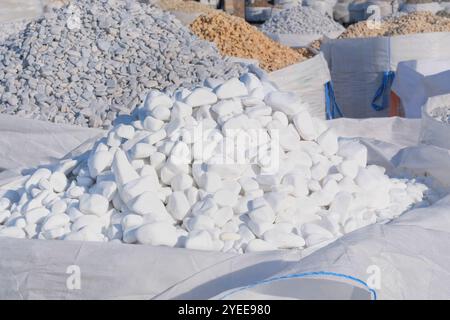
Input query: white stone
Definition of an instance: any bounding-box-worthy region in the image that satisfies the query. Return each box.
[150,152,166,170]
[115,124,135,140]
[25,168,52,192]
[135,222,178,247]
[184,88,218,107]
[144,92,172,110]
[293,110,317,141]
[279,124,301,151]
[311,161,330,181]
[49,172,68,193]
[338,140,368,167]
[94,181,117,201]
[127,191,168,216]
[211,99,241,117]
[88,151,113,178]
[199,172,222,193]
[146,129,167,145]
[120,175,159,204]
[250,86,265,100]
[0,198,11,211]
[0,227,26,239]
[51,200,67,215]
[143,116,164,132]
[38,178,51,190]
[151,105,171,121]
[185,187,199,206]
[79,194,109,216]
[0,210,11,224]
[24,207,50,224]
[185,230,214,251]
[240,73,262,92]
[160,165,177,186]
[210,206,233,227]
[220,232,240,241]
[338,160,360,179]
[263,229,305,249]
[77,176,94,188]
[71,215,103,233]
[214,78,248,99]
[67,207,84,222]
[247,219,273,238]
[317,129,338,156]
[186,215,215,231]
[213,189,238,207]
[355,168,381,191]
[272,111,288,127]
[171,173,193,191]
[121,214,144,231]
[171,101,192,119]
[204,78,224,89]
[112,149,140,186]
[282,173,309,197]
[129,143,156,159]
[265,91,304,116]
[41,214,70,232]
[167,191,190,221]
[239,177,259,194]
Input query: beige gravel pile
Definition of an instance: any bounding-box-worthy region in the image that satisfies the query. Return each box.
[190,12,310,72]
[340,12,450,39]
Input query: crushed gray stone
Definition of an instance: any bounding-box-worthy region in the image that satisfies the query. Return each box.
[0,0,245,129]
[261,5,344,35]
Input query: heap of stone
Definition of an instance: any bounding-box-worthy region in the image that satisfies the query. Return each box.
[261,5,344,35]
[0,72,440,254]
[190,12,307,72]
[0,0,245,128]
[341,11,450,39]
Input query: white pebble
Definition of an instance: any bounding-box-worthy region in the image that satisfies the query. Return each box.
[135,222,178,247]
[185,230,214,251]
[214,78,248,99]
[79,194,109,216]
[184,88,217,107]
[49,172,68,193]
[167,191,190,221]
[213,189,238,207]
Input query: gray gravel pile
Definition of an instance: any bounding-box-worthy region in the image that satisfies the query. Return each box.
[261,6,344,35]
[0,0,245,128]
[429,106,450,124]
[0,20,31,43]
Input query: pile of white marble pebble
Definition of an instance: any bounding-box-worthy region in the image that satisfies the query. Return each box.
[0,73,440,253]
[0,0,244,128]
[261,5,344,35]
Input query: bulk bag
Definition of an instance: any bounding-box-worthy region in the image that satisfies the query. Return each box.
[322,32,450,118]
[392,58,450,118]
[268,53,342,120]
[420,93,450,150]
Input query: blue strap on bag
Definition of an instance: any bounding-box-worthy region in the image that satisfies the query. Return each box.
[371,71,395,111]
[325,81,343,120]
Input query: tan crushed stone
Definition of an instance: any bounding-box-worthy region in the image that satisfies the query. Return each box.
[190,12,311,72]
